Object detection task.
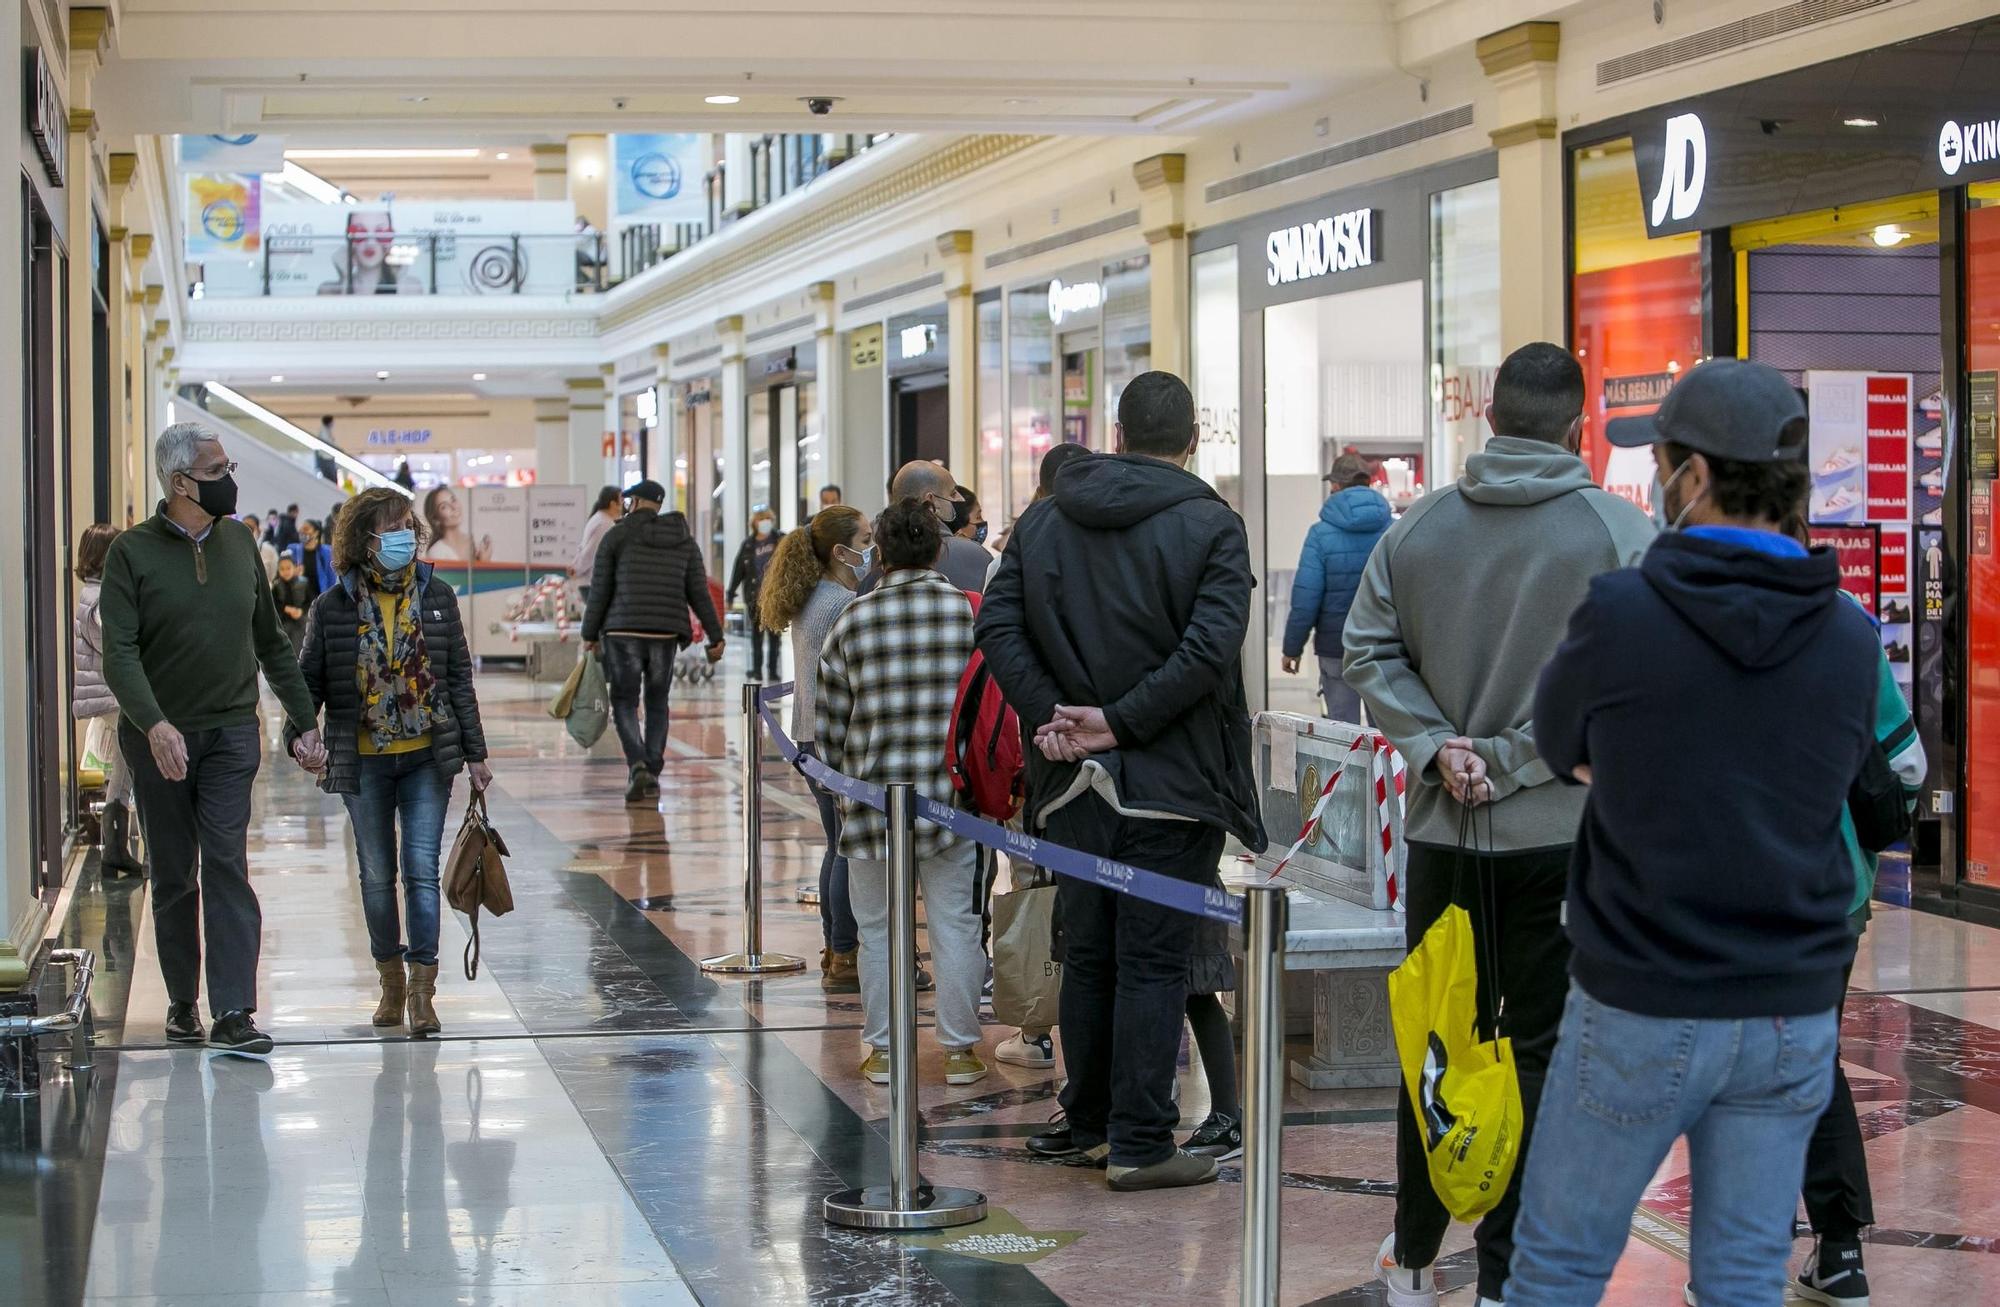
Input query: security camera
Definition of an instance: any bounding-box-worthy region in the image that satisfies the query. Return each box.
[804,97,838,116]
[613,97,629,111]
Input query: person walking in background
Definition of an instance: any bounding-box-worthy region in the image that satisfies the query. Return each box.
[817,499,986,1087]
[729,510,786,681]
[299,517,337,602]
[277,503,302,551]
[1343,342,1654,1307]
[582,479,726,804]
[74,523,143,876]
[758,505,873,994]
[294,487,491,1037]
[264,510,282,545]
[819,484,844,511]
[978,371,1264,1193]
[272,552,311,653]
[1281,452,1391,722]
[100,422,327,1054]
[242,513,280,582]
[573,485,624,605]
[1510,359,1878,1307]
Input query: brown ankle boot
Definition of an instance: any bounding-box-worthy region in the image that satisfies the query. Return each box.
[373,960,407,1026]
[406,962,441,1036]
[822,948,860,994]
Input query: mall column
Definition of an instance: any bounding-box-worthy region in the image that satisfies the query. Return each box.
[809,283,840,515]
[568,375,607,491]
[937,232,978,481]
[104,154,134,526]
[1135,154,1190,380]
[535,397,570,488]
[1477,20,1565,350]
[67,8,112,533]
[718,316,748,554]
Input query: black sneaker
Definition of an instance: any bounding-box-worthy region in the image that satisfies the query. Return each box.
[1183,1111,1243,1161]
[625,767,654,804]
[1797,1238,1870,1305]
[641,770,661,797]
[165,1001,205,1045]
[208,1010,274,1056]
[1026,1115,1109,1166]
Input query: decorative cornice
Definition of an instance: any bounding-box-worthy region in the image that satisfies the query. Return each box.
[143,286,163,307]
[566,375,605,393]
[1476,21,1560,76]
[108,225,128,243]
[530,143,568,168]
[182,314,600,345]
[160,346,176,365]
[1143,222,1187,245]
[714,314,744,335]
[107,152,137,188]
[807,280,837,301]
[128,233,154,262]
[1132,153,1186,191]
[68,108,97,137]
[604,135,1044,335]
[935,230,973,257]
[68,7,112,58]
[1490,118,1558,149]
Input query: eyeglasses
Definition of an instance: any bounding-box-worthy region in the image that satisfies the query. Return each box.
[186,462,239,480]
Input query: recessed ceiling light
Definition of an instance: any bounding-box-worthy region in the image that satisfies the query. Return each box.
[495,151,510,160]
[403,95,430,104]
[269,374,284,383]
[705,94,741,106]
[376,370,391,380]
[1871,223,1912,247]
[472,372,487,381]
[1002,97,1036,107]
[1843,116,1880,128]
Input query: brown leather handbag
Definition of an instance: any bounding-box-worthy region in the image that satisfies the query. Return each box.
[445,791,514,980]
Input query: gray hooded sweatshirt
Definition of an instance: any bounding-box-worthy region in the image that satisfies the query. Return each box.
[1342,437,1655,851]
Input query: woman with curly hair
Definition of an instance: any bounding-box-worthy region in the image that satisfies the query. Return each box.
[760,505,873,992]
[294,487,490,1036]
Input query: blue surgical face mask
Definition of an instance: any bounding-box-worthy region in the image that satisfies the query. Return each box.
[374,528,418,571]
[842,543,876,577]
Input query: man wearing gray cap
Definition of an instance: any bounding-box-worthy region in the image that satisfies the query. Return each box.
[1508,359,1881,1307]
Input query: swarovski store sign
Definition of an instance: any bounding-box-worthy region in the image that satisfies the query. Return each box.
[1627,20,2000,238]
[1265,208,1376,286]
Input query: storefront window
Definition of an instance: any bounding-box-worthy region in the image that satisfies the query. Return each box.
[1101,253,1152,442]
[747,387,772,520]
[798,378,825,524]
[1008,284,1054,517]
[1191,245,1241,511]
[1263,278,1426,718]
[976,292,1005,518]
[1430,178,1501,480]
[1961,182,2000,884]
[1571,138,1703,510]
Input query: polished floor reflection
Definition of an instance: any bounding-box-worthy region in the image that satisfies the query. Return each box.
[11,662,2000,1304]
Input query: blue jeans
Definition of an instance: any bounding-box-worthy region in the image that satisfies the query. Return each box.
[341,749,451,967]
[797,744,856,954]
[1508,984,1839,1307]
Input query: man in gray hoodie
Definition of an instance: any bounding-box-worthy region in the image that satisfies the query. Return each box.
[1344,341,1654,1307]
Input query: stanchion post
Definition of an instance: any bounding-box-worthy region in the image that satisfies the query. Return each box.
[824,784,986,1231]
[1239,885,1288,1307]
[702,682,806,975]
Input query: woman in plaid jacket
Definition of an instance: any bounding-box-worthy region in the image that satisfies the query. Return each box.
[816,498,986,1087]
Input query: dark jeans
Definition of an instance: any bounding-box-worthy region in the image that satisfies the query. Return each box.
[748,617,781,682]
[1043,794,1226,1168]
[1396,840,1572,1302]
[1802,964,1873,1239]
[121,720,264,1018]
[798,744,857,953]
[602,635,676,774]
[341,749,451,967]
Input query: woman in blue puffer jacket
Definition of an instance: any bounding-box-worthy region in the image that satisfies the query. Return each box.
[1281,452,1393,721]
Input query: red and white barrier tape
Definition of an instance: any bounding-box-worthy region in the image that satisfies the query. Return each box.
[1267,731,1407,909]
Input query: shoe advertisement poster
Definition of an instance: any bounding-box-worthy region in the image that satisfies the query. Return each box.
[1806,371,1913,525]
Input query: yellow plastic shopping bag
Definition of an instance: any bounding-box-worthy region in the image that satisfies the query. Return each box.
[1388,901,1522,1222]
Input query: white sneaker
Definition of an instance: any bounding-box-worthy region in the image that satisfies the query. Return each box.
[1377,1231,1437,1307]
[1476,1299,1504,1307]
[994,1031,1056,1068]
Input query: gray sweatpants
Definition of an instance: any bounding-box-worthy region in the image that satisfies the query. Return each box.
[848,837,984,1052]
[1319,655,1365,725]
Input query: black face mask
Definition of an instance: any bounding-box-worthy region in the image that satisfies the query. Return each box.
[180,471,240,521]
[972,522,989,546]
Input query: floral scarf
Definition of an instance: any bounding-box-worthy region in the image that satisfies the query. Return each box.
[357,563,436,750]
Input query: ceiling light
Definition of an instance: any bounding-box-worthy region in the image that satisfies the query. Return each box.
[403,95,430,104]
[269,374,284,383]
[1871,224,1912,247]
[472,372,487,381]
[286,148,483,161]
[705,94,741,106]
[376,370,391,380]
[275,160,346,204]
[1843,116,1880,128]
[495,151,510,160]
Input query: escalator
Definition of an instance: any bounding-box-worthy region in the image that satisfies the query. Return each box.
[175,383,409,520]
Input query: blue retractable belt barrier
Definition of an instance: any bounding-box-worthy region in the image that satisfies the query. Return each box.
[755,681,1244,926]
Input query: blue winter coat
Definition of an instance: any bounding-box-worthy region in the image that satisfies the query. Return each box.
[1283,486,1393,659]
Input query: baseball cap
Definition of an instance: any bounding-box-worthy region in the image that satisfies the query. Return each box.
[624,478,667,503]
[1324,452,1373,486]
[1604,358,1806,463]
[1039,441,1090,495]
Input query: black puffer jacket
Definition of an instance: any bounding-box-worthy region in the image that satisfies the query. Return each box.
[293,564,487,796]
[582,507,723,644]
[976,453,1264,849]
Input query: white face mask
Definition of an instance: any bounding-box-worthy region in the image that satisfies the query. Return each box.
[839,543,876,577]
[1653,458,1701,531]
[755,519,774,537]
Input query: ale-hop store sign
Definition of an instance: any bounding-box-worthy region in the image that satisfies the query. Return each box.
[1266,208,1375,286]
[1047,277,1103,327]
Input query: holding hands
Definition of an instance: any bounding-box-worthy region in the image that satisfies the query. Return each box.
[291,728,329,775]
[1035,704,1118,763]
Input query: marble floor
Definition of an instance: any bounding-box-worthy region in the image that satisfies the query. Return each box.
[9,660,2000,1305]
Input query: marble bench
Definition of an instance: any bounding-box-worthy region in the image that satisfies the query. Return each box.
[1227,879,1407,1090]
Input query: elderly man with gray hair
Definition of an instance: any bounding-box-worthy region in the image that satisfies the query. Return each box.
[98,422,327,1055]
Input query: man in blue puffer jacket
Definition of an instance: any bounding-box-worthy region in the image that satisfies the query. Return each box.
[1281,452,1391,721]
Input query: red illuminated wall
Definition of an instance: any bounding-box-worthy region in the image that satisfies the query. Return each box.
[1963,205,2000,883]
[1572,254,1706,484]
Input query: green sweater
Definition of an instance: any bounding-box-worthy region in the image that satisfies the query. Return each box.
[99,508,317,736]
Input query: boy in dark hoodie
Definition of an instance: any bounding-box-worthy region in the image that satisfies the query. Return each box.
[1508,359,1879,1307]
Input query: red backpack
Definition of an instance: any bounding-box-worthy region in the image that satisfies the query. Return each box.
[949,591,1024,821]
